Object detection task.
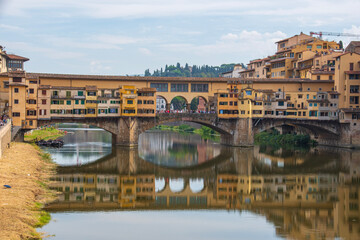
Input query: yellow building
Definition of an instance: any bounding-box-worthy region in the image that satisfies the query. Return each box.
[137,88,156,117]
[85,86,98,117]
[215,89,239,118]
[120,86,137,117]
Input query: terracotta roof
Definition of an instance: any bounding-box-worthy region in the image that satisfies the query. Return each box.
[345,71,360,74]
[327,91,340,95]
[341,108,360,113]
[229,78,334,84]
[51,86,85,90]
[269,57,288,63]
[241,69,255,73]
[297,57,314,64]
[311,70,334,75]
[86,85,97,90]
[25,72,231,83]
[38,85,51,89]
[7,54,29,61]
[336,52,360,58]
[138,88,156,92]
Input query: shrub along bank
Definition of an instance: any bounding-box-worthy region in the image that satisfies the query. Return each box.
[24,127,65,142]
[255,129,315,147]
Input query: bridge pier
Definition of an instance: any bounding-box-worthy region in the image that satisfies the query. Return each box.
[112,118,140,147]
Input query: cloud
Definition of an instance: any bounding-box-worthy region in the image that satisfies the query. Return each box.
[138,47,152,55]
[90,60,112,74]
[3,0,359,20]
[161,30,287,63]
[0,24,23,31]
[2,41,84,60]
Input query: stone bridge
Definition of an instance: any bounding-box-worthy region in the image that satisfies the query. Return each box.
[38,113,254,147]
[37,114,355,148]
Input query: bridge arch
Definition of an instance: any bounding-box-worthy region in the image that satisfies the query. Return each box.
[190,96,207,112]
[170,96,188,112]
[253,119,341,145]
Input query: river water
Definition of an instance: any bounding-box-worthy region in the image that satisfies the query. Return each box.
[39,124,360,240]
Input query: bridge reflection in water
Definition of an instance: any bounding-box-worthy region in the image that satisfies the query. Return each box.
[47,146,360,240]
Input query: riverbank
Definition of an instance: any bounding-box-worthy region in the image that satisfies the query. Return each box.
[24,127,65,142]
[0,142,55,240]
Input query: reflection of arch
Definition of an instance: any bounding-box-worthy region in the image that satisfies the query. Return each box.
[38,119,120,137]
[155,178,166,192]
[169,178,185,192]
[189,178,205,193]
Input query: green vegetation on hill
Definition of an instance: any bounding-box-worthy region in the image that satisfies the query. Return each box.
[144,63,244,78]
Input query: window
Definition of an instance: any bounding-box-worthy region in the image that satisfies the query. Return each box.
[75,100,79,104]
[26,110,36,116]
[87,91,96,96]
[317,76,320,80]
[171,83,188,92]
[66,91,71,97]
[350,63,354,71]
[53,91,58,96]
[29,88,34,94]
[81,100,85,105]
[349,74,360,79]
[14,88,19,93]
[191,84,208,92]
[350,85,359,93]
[278,101,284,106]
[67,100,71,105]
[78,91,84,96]
[3,81,9,89]
[150,83,168,92]
[127,100,133,104]
[14,99,19,104]
[13,77,21,82]
[350,96,359,104]
[87,109,96,114]
[12,112,20,117]
[42,90,46,95]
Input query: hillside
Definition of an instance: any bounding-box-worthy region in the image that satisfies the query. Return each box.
[144,63,244,78]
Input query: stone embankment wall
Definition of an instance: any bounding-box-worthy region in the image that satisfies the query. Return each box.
[0,121,11,158]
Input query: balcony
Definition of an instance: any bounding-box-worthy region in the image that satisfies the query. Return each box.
[123,94,137,99]
[74,95,86,99]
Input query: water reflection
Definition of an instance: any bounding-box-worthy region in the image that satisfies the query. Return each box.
[43,123,112,166]
[138,130,221,167]
[43,127,360,240]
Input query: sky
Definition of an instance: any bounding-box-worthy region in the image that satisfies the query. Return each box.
[0,0,360,76]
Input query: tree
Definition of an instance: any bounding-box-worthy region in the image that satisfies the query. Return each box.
[144,69,151,76]
[339,40,344,50]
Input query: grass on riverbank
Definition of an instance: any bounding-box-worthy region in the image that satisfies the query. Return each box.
[24,127,65,142]
[0,142,56,240]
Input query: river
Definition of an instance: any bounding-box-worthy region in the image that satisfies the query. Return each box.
[39,124,360,240]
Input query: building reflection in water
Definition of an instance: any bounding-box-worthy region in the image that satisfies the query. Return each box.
[138,131,221,167]
[47,145,360,240]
